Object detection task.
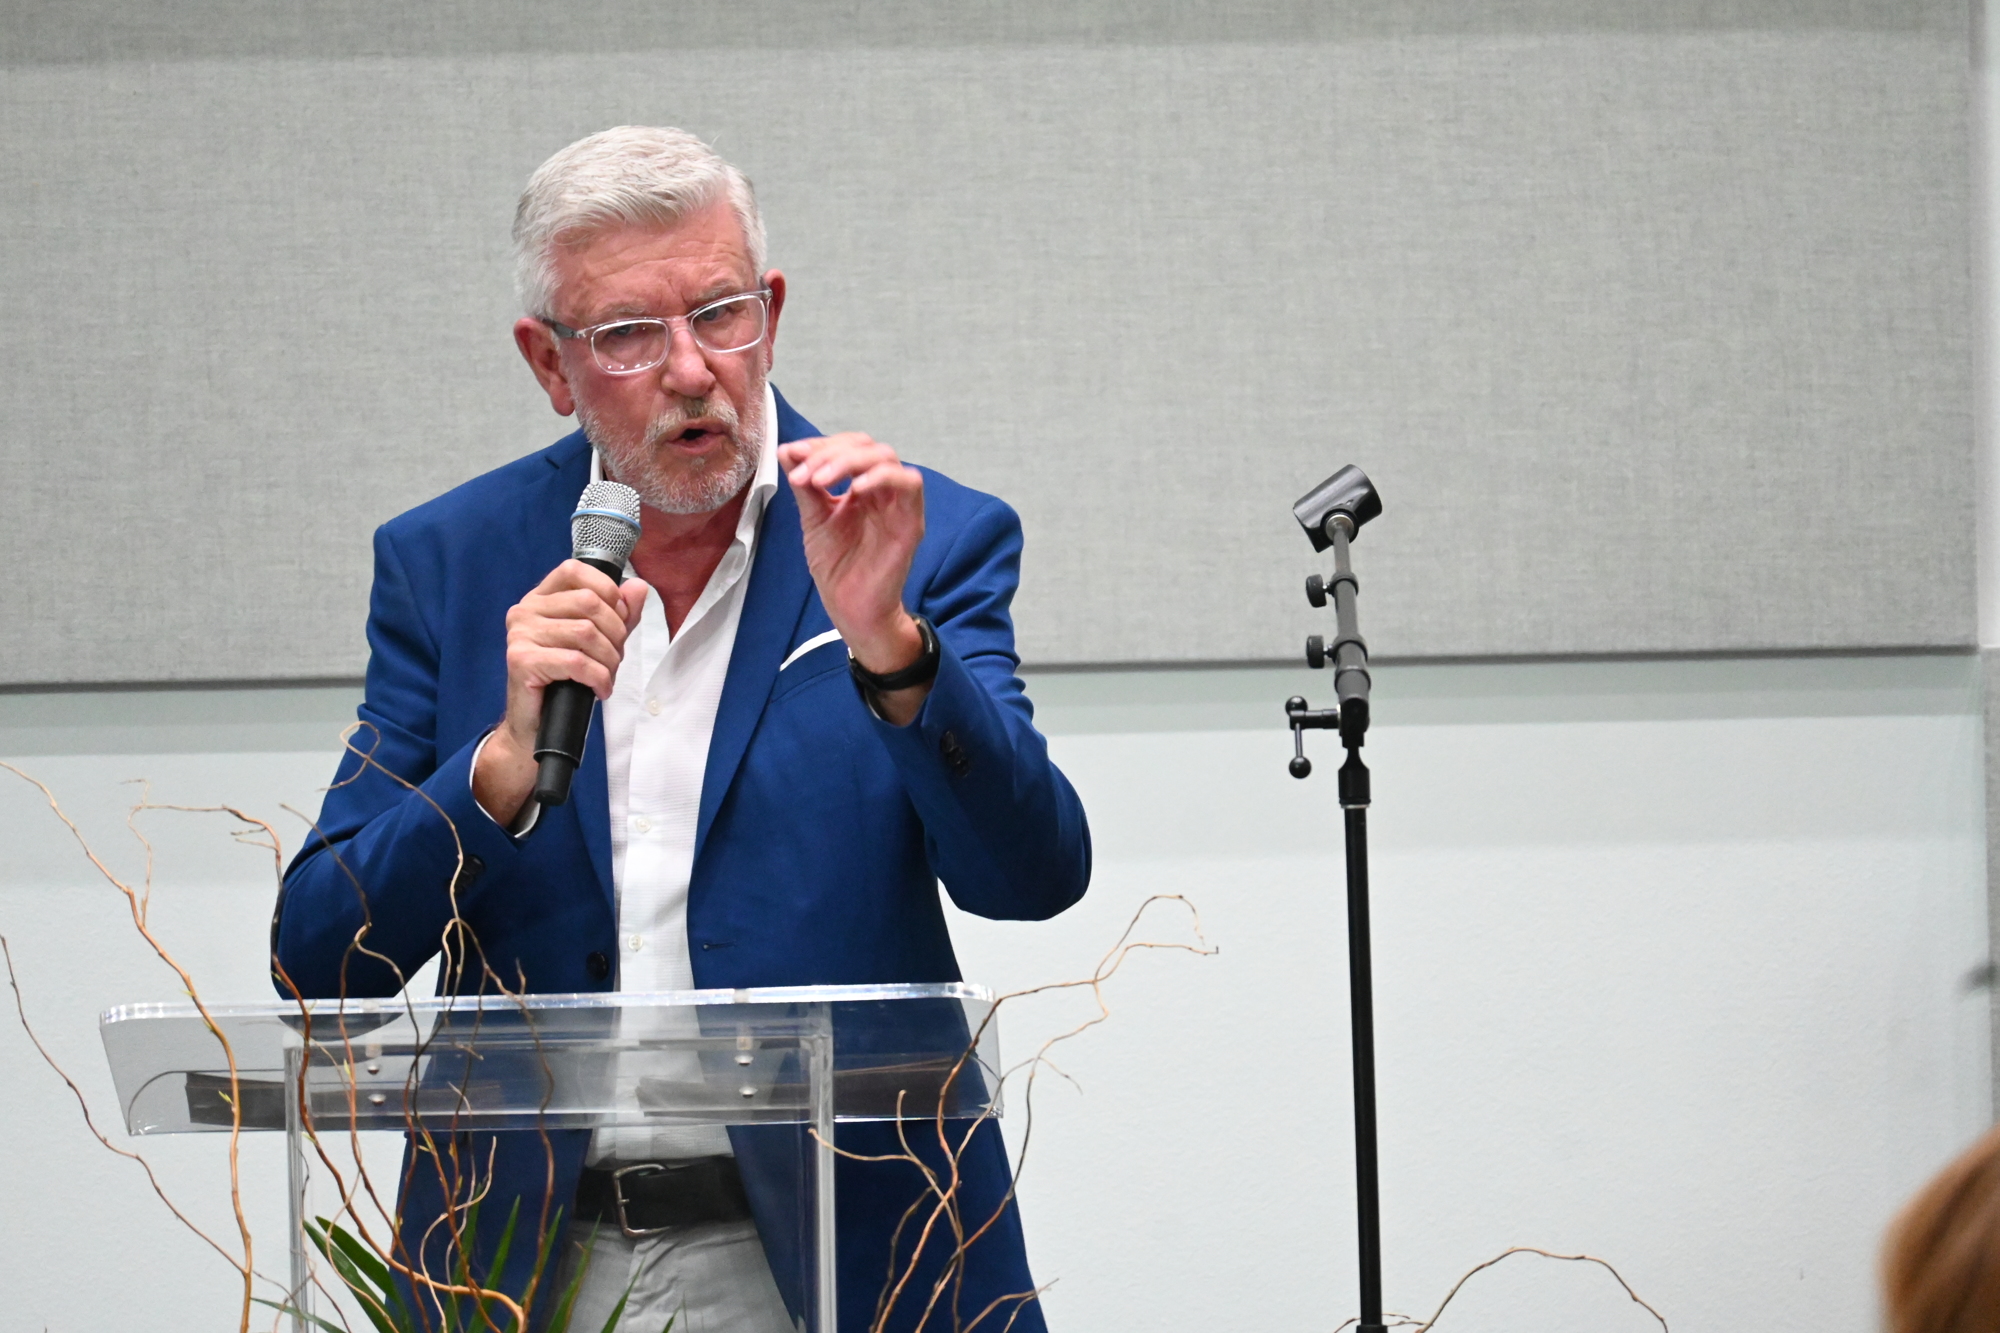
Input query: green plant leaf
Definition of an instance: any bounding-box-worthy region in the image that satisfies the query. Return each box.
[543,1218,595,1333]
[299,1194,595,1333]
[485,1198,524,1307]
[315,1218,412,1332]
[318,1236,403,1333]
[593,1279,634,1333]
[538,1222,674,1333]
[252,1296,357,1333]
[474,1199,529,1331]
[323,1218,403,1305]
[529,1204,569,1316]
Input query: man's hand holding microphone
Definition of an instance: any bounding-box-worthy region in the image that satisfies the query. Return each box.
[472,482,646,829]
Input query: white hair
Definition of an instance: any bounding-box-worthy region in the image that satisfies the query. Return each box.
[512,126,767,320]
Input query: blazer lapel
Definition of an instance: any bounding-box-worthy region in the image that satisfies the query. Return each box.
[572,708,615,913]
[695,477,814,864]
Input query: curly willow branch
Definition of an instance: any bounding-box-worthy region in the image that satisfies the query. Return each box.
[0,763,297,1333]
[1329,1246,1670,1333]
[1,936,244,1273]
[274,724,560,1333]
[0,754,545,1333]
[10,758,1646,1333]
[809,892,1218,1333]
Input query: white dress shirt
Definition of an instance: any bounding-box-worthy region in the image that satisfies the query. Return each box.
[472,389,780,1162]
[477,389,804,1328]
[578,386,771,1161]
[584,382,779,1164]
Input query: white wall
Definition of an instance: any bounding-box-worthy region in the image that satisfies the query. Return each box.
[0,655,1985,1331]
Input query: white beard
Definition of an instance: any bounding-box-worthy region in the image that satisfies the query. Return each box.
[578,377,765,515]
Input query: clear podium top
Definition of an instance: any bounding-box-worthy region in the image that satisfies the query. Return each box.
[101,983,999,1136]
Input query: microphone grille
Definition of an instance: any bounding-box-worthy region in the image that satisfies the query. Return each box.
[571,481,642,566]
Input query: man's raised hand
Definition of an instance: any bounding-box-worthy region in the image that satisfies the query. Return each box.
[777,432,930,723]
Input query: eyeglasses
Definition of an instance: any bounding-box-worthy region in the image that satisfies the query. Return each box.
[546,288,772,374]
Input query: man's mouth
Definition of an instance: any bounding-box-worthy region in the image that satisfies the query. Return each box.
[665,420,725,448]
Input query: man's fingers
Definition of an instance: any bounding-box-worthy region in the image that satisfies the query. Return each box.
[517,616,624,665]
[780,433,903,491]
[781,434,920,531]
[499,558,638,736]
[806,444,900,491]
[789,471,835,527]
[533,558,624,607]
[775,435,854,471]
[520,588,632,648]
[619,580,649,629]
[845,459,922,498]
[527,585,629,620]
[508,645,616,700]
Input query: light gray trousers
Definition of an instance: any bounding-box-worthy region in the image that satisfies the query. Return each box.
[558,1217,797,1333]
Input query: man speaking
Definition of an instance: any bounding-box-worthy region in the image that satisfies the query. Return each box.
[271,126,1091,1332]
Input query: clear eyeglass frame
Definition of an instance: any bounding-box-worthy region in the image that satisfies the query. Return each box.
[545,287,773,374]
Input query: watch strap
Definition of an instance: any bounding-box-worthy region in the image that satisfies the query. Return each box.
[849,615,941,694]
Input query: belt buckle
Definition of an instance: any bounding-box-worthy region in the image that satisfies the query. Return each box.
[609,1162,672,1238]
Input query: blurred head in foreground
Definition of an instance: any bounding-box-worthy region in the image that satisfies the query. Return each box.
[1883,1123,2000,1333]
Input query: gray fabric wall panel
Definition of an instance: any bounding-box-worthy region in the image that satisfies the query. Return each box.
[0,9,1974,682]
[4,0,1963,63]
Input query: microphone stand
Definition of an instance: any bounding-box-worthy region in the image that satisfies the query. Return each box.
[1286,466,1383,1333]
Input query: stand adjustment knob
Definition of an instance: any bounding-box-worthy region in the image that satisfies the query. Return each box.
[1286,695,1341,778]
[1306,573,1328,607]
[1306,634,1326,669]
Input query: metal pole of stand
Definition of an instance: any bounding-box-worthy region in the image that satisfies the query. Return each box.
[1343,799,1382,1332]
[285,1041,310,1333]
[1331,519,1383,1333]
[1286,466,1384,1333]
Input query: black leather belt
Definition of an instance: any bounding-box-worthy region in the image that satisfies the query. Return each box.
[575,1157,753,1237]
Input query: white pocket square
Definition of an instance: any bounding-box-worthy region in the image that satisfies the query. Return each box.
[779,628,844,672]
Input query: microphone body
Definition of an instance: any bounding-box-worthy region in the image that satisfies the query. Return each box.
[532,482,642,808]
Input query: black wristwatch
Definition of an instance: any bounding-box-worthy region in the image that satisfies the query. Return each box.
[849,615,941,694]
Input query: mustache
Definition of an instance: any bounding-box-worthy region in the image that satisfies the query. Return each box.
[644,395,740,445]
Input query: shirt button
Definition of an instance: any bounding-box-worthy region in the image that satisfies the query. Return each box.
[632,815,651,833]
[625,934,644,953]
[646,697,662,716]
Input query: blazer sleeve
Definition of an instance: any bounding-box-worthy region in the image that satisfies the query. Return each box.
[868,494,1091,921]
[269,524,528,1000]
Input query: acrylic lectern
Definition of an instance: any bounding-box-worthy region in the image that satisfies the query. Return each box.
[101,983,1000,1333]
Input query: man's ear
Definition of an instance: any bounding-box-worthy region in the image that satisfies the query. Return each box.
[514,317,577,417]
[761,270,786,373]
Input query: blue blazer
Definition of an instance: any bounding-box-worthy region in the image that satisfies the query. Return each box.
[272,388,1090,1332]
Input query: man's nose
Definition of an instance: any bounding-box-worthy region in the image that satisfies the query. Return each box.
[657,320,716,397]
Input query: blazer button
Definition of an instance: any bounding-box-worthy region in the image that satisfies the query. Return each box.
[939,731,971,778]
[585,951,611,982]
[452,854,485,890]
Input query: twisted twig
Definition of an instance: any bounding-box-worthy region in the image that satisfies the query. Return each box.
[1329,1245,1669,1332]
[0,763,268,1331]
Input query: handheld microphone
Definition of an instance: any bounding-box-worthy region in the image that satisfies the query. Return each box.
[532,481,642,807]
